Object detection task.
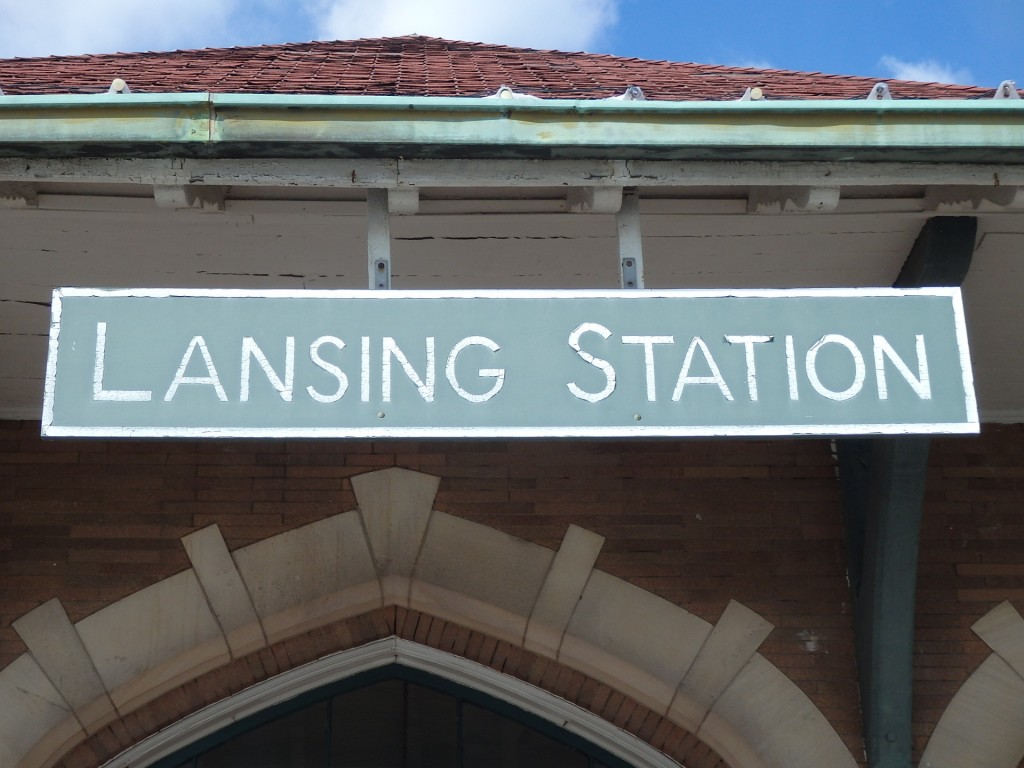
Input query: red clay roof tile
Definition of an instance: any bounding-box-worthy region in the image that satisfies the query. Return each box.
[0,35,1001,100]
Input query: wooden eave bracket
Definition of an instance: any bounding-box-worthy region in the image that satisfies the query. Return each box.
[153,184,226,212]
[0,182,38,208]
[839,216,977,768]
[747,186,840,213]
[924,184,1024,212]
[567,186,623,214]
[387,187,419,215]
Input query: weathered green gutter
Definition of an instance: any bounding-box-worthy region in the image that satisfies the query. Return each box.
[0,92,1022,161]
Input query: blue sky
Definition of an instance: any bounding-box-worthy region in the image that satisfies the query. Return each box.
[0,0,1019,88]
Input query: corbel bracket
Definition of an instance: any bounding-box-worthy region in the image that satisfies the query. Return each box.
[839,216,977,768]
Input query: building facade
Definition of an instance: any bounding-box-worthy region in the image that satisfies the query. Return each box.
[1,36,1023,768]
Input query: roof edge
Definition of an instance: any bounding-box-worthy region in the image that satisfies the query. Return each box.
[1,92,1023,162]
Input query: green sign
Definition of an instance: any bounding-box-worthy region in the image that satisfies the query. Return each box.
[42,288,977,438]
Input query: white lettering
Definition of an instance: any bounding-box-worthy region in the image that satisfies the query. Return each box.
[724,335,772,401]
[672,337,734,401]
[446,336,505,403]
[165,336,227,402]
[361,336,370,402]
[240,336,295,402]
[92,322,152,402]
[567,323,616,403]
[785,335,799,400]
[306,336,348,403]
[622,335,674,401]
[806,334,865,401]
[874,335,931,400]
[382,337,435,402]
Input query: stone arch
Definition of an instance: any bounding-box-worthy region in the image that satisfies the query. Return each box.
[920,601,1024,767]
[1,467,857,768]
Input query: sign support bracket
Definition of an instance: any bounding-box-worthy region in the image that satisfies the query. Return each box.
[366,189,391,289]
[838,216,977,768]
[617,188,644,288]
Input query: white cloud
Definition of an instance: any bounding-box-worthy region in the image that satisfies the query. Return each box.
[731,59,775,72]
[0,0,239,58]
[880,55,973,85]
[307,0,619,51]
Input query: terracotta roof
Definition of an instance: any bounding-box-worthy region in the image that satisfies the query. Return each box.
[0,35,999,100]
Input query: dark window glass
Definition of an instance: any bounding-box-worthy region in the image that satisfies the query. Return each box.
[461,702,587,768]
[329,680,457,767]
[197,701,327,768]
[403,682,458,767]
[162,672,625,768]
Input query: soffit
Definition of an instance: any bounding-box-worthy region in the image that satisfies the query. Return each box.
[1,183,1022,423]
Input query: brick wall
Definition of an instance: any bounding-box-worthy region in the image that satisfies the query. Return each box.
[2,419,1022,765]
[915,423,1024,757]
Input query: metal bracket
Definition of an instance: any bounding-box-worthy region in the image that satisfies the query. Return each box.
[372,259,391,290]
[867,83,892,101]
[487,85,540,100]
[603,85,646,101]
[617,189,644,288]
[366,189,392,289]
[620,257,640,289]
[994,80,1020,99]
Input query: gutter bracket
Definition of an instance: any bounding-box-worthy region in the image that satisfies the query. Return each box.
[839,216,977,768]
[867,83,892,101]
[994,80,1020,99]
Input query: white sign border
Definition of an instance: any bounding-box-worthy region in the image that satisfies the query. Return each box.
[42,286,979,439]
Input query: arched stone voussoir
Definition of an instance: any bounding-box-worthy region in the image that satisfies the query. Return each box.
[560,568,713,719]
[75,569,231,716]
[0,654,83,768]
[232,509,382,645]
[352,466,439,606]
[699,654,857,768]
[410,509,555,645]
[920,601,1024,768]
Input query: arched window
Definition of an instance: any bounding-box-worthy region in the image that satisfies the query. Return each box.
[157,666,630,768]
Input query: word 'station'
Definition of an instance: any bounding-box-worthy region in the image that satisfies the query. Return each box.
[43,288,977,438]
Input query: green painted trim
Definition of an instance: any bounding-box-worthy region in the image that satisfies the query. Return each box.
[1,92,1023,157]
